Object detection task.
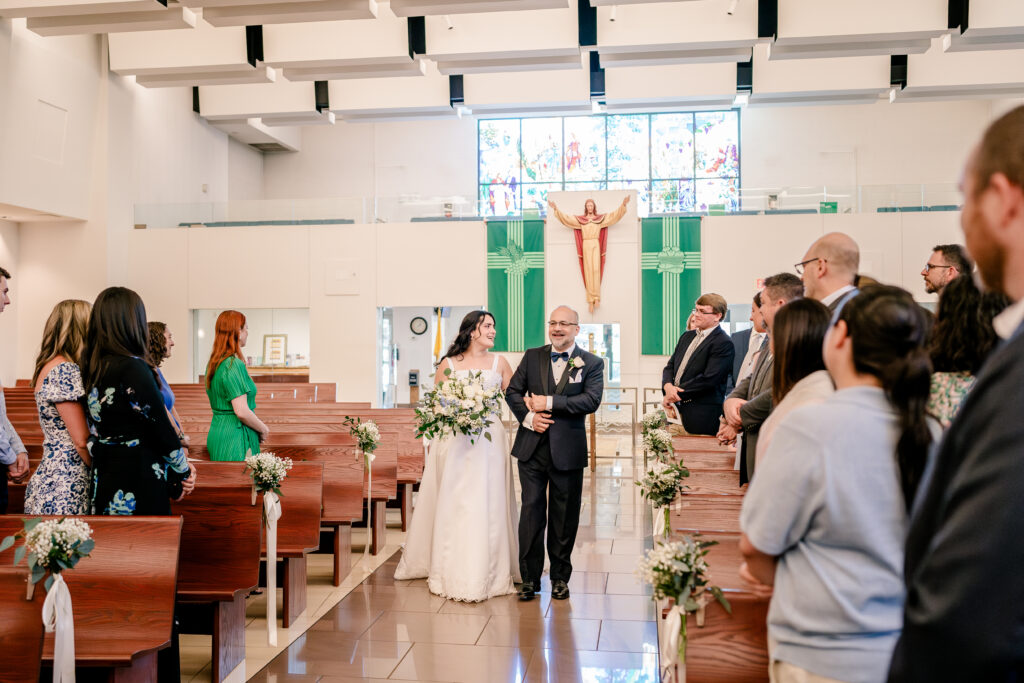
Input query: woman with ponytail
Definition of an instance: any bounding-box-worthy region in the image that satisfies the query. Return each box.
[738,286,935,683]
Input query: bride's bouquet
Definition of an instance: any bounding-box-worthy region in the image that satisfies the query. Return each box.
[415,368,504,444]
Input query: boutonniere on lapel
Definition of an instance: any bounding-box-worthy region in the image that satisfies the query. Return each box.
[568,357,585,373]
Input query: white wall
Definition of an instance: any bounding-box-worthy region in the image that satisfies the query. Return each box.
[0,220,19,386]
[228,137,265,201]
[391,305,483,405]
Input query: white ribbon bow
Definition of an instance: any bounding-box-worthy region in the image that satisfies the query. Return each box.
[652,501,683,540]
[660,603,686,683]
[263,490,282,647]
[358,449,376,562]
[43,573,75,683]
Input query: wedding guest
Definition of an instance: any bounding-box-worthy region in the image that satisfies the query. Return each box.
[205,310,268,461]
[797,232,860,315]
[754,298,833,466]
[23,300,93,514]
[148,321,187,440]
[720,272,803,484]
[0,266,29,513]
[661,294,735,436]
[926,275,1008,428]
[82,287,196,515]
[740,286,934,683]
[921,244,972,295]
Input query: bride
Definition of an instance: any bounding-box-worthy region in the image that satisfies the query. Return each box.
[394,310,522,600]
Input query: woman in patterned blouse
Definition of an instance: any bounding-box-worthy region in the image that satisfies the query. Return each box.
[927,275,1010,429]
[80,287,196,515]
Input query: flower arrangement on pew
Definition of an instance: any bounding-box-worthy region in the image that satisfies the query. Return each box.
[244,450,292,647]
[637,461,690,539]
[643,427,674,463]
[2,517,95,682]
[637,537,731,683]
[415,368,504,444]
[344,416,382,562]
[641,409,668,436]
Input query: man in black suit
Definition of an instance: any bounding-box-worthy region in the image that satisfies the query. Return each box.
[888,106,1024,682]
[506,305,604,602]
[661,293,735,436]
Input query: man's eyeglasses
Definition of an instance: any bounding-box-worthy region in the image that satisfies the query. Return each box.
[794,257,821,275]
[923,263,954,273]
[690,308,715,316]
[548,320,579,328]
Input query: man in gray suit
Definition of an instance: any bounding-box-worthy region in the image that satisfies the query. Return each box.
[888,105,1024,682]
[718,272,803,485]
[797,232,860,315]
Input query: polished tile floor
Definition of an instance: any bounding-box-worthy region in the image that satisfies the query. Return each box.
[188,437,660,682]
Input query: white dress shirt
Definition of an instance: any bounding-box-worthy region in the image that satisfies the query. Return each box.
[993,297,1024,340]
[673,327,714,385]
[737,331,767,383]
[821,284,857,309]
[524,343,576,431]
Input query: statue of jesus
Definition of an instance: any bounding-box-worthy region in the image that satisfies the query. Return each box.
[547,195,630,312]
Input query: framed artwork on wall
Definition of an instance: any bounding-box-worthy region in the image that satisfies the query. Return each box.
[263,334,288,365]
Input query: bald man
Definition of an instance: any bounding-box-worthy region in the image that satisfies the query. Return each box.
[797,232,861,315]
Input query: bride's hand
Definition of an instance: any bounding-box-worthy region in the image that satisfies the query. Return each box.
[547,200,557,210]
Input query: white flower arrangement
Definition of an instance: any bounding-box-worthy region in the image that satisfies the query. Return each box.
[643,427,674,461]
[568,356,585,371]
[344,416,381,456]
[0,517,95,589]
[415,368,504,444]
[641,409,668,435]
[245,451,293,496]
[637,536,731,678]
[637,461,689,508]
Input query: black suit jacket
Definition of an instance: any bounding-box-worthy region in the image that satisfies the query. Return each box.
[506,345,604,471]
[888,324,1024,682]
[660,327,735,436]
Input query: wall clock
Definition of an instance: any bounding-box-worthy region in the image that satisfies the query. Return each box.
[410,316,428,335]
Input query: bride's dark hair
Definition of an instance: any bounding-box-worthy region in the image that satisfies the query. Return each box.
[440,310,495,365]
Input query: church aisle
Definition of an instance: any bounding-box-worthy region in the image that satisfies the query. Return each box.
[246,450,659,682]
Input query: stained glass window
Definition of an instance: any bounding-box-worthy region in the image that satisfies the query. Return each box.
[477,110,739,217]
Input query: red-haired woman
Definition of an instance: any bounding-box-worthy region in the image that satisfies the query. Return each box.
[205,311,269,461]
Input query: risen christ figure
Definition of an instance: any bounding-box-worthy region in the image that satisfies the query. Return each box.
[547,196,630,312]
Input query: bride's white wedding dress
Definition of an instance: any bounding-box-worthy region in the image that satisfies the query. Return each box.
[394,354,521,601]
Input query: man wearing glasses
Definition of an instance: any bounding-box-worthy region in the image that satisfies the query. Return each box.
[661,294,735,436]
[506,306,604,602]
[921,244,973,295]
[795,232,860,315]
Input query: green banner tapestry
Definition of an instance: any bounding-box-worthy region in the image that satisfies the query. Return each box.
[487,219,546,352]
[641,216,703,355]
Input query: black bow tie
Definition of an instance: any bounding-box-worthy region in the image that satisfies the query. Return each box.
[551,352,569,361]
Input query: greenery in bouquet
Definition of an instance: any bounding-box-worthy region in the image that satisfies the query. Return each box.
[245,450,293,497]
[0,517,95,590]
[643,427,674,461]
[344,416,381,456]
[415,368,504,444]
[637,461,690,508]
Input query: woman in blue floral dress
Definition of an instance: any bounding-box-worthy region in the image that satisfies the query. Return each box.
[24,300,93,515]
[81,287,195,515]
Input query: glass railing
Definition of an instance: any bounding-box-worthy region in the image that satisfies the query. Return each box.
[134,183,963,228]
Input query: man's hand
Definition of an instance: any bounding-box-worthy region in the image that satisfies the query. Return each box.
[717,422,738,445]
[723,397,746,427]
[739,562,774,598]
[7,452,29,483]
[524,392,549,413]
[663,382,681,405]
[531,412,553,434]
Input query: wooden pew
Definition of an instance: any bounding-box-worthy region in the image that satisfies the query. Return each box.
[191,461,324,626]
[0,516,182,682]
[0,567,45,683]
[172,466,260,683]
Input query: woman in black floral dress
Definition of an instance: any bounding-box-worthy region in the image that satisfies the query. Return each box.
[80,287,195,515]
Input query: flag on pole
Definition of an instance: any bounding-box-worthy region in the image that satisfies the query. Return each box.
[487,219,545,352]
[641,217,702,355]
[432,307,443,362]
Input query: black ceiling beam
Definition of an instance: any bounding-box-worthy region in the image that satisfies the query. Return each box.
[758,0,778,40]
[589,51,605,99]
[890,55,908,89]
[449,74,464,107]
[578,0,596,47]
[245,25,263,67]
[314,81,329,112]
[948,0,969,33]
[408,17,426,59]
[736,58,753,93]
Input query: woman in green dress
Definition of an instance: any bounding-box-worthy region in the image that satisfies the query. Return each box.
[205,310,269,461]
